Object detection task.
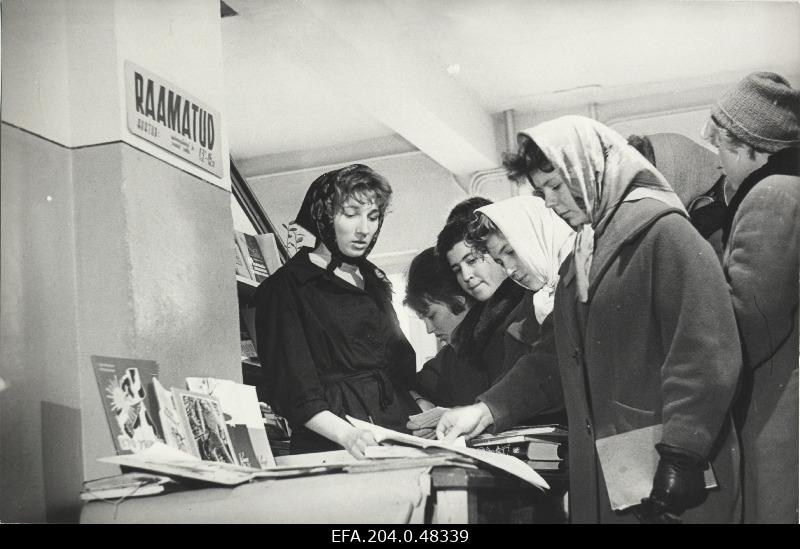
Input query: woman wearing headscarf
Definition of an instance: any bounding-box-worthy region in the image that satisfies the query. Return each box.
[702,72,800,523]
[254,164,419,457]
[435,195,572,439]
[503,115,743,524]
[627,132,727,259]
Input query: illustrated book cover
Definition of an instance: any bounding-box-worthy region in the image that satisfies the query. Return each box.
[91,355,161,454]
[151,378,193,455]
[172,388,238,465]
[185,377,277,468]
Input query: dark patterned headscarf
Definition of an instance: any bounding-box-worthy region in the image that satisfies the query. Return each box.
[293,164,388,272]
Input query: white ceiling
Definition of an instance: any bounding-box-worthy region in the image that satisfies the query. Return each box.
[221,0,800,177]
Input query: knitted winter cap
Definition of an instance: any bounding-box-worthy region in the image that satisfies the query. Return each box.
[711,71,800,153]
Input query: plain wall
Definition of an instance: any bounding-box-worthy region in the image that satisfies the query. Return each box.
[0,123,241,523]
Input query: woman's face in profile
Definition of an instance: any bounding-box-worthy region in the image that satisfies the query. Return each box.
[445,240,507,302]
[484,232,545,292]
[333,197,381,257]
[529,170,589,229]
[419,301,466,344]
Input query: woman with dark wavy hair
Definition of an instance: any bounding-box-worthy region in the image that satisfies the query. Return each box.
[254,164,419,457]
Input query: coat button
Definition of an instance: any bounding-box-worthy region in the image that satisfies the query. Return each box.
[572,348,579,362]
[585,419,592,434]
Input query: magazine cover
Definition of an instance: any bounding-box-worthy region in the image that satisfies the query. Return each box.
[227,424,260,469]
[151,378,193,455]
[91,355,161,454]
[172,388,237,465]
[185,377,276,468]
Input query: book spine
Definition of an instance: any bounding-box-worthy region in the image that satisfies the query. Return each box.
[526,442,565,461]
[473,442,530,458]
[244,233,269,282]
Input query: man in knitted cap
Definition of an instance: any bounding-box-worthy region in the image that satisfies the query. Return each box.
[703,71,800,524]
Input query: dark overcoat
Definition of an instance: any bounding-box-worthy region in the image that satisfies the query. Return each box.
[724,173,800,523]
[553,197,743,524]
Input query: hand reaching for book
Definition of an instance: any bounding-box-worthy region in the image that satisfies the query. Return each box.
[436,402,494,443]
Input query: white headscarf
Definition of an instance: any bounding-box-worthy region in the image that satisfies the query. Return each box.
[519,116,686,302]
[476,196,575,324]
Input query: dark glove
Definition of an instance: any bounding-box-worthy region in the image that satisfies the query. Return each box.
[633,443,708,524]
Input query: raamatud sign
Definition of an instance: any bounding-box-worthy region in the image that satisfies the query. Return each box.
[124,61,222,178]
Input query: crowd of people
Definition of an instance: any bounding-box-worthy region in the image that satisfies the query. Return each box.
[254,71,799,523]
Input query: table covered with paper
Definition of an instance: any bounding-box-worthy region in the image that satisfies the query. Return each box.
[81,417,548,523]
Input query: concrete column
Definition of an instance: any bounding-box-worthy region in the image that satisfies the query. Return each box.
[1,0,239,522]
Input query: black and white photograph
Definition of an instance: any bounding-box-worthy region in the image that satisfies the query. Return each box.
[172,389,237,465]
[1,0,798,527]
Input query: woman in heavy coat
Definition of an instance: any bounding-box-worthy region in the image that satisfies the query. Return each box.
[703,71,800,523]
[504,115,743,524]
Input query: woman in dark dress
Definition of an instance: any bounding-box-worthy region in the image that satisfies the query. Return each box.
[254,164,419,457]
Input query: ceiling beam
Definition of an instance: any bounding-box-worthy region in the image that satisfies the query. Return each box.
[232,0,499,178]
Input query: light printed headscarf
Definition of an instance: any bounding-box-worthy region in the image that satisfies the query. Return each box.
[476,196,575,324]
[519,115,687,302]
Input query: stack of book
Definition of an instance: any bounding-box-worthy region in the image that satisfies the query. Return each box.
[467,424,568,472]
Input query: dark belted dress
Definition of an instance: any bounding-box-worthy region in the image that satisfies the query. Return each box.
[254,249,420,454]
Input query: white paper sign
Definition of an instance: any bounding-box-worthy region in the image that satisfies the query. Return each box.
[124,60,222,178]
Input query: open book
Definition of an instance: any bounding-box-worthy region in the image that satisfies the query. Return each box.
[346,416,549,490]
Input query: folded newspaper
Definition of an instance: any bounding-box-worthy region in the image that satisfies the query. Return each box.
[346,416,549,490]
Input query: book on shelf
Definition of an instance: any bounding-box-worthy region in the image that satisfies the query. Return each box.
[239,307,258,359]
[254,232,284,275]
[80,472,174,501]
[185,377,277,468]
[240,339,257,360]
[234,232,253,281]
[91,355,161,455]
[234,230,269,283]
[263,412,291,441]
